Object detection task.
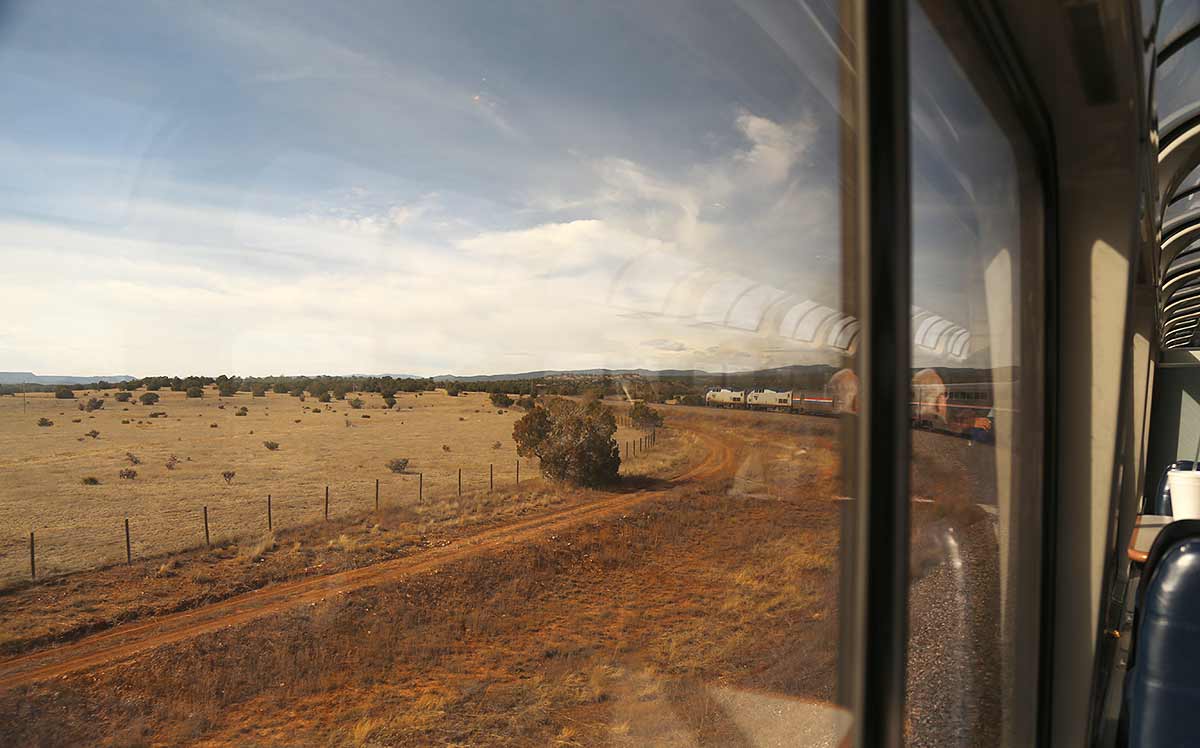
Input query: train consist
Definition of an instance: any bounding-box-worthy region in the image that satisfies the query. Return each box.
[703,368,1003,442]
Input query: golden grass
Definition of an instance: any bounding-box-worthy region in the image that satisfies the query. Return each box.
[0,388,657,584]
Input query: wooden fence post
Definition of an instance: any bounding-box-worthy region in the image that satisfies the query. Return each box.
[268,494,272,531]
[124,518,132,564]
[490,463,494,492]
[419,472,423,502]
[375,478,380,511]
[325,486,329,520]
[29,531,35,580]
[204,506,210,547]
[516,460,520,484]
[458,468,462,496]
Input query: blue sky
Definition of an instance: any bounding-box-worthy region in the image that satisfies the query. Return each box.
[0,1,1017,377]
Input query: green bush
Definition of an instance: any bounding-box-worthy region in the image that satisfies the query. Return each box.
[114,392,132,402]
[36,417,53,427]
[186,386,204,398]
[318,392,332,403]
[629,402,664,430]
[349,398,364,409]
[386,458,409,473]
[139,392,160,405]
[489,392,514,408]
[54,386,74,400]
[81,476,100,485]
[512,399,619,487]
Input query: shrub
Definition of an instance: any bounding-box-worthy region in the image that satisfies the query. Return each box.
[186,386,203,398]
[349,398,364,409]
[221,470,236,484]
[81,476,100,485]
[263,440,280,451]
[148,411,167,418]
[114,392,132,402]
[273,382,288,394]
[444,383,463,397]
[386,458,410,473]
[629,402,664,430]
[165,455,179,470]
[85,430,100,439]
[442,444,451,452]
[383,395,396,408]
[252,386,266,397]
[288,387,305,398]
[318,392,332,403]
[36,417,53,427]
[54,386,74,400]
[489,392,515,408]
[80,397,103,412]
[515,395,537,411]
[217,382,238,397]
[126,452,141,465]
[118,468,137,480]
[512,399,620,487]
[235,407,248,416]
[139,392,160,405]
[210,423,218,428]
[492,441,502,449]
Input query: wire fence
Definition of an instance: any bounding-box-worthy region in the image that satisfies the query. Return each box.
[5,424,660,586]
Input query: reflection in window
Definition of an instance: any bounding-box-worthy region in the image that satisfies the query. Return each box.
[908,2,1044,746]
[0,1,864,744]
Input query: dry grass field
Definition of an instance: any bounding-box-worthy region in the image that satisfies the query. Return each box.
[0,399,1000,745]
[0,387,653,585]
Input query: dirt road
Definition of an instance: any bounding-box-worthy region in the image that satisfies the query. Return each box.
[0,428,737,691]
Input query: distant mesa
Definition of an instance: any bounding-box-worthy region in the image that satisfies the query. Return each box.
[0,372,136,385]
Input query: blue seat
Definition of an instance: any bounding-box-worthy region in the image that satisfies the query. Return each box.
[1145,461,1196,516]
[1124,519,1200,747]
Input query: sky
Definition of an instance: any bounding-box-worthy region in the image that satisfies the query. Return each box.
[0,0,1021,377]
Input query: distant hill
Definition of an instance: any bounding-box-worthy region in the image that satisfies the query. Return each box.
[431,368,717,382]
[0,372,136,385]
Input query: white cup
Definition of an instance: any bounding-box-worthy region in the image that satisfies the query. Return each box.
[1169,470,1200,520]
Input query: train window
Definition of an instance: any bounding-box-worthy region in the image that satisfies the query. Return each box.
[0,1,865,744]
[907,1,1045,745]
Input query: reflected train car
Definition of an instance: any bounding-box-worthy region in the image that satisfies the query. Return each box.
[793,391,837,416]
[910,368,1009,441]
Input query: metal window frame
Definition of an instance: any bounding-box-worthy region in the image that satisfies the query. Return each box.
[846,3,912,745]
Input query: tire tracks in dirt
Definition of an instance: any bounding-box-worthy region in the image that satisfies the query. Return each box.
[0,428,738,690]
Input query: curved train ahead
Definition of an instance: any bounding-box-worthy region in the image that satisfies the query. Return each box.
[703,368,1001,442]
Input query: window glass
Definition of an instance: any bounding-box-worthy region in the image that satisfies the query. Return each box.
[908,2,1045,745]
[0,2,863,744]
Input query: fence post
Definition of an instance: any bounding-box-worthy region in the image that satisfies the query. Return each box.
[419,472,423,502]
[29,531,35,580]
[204,506,210,547]
[268,494,272,531]
[375,478,380,511]
[124,518,132,564]
[490,463,494,492]
[516,460,520,485]
[325,486,329,520]
[458,468,462,496]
